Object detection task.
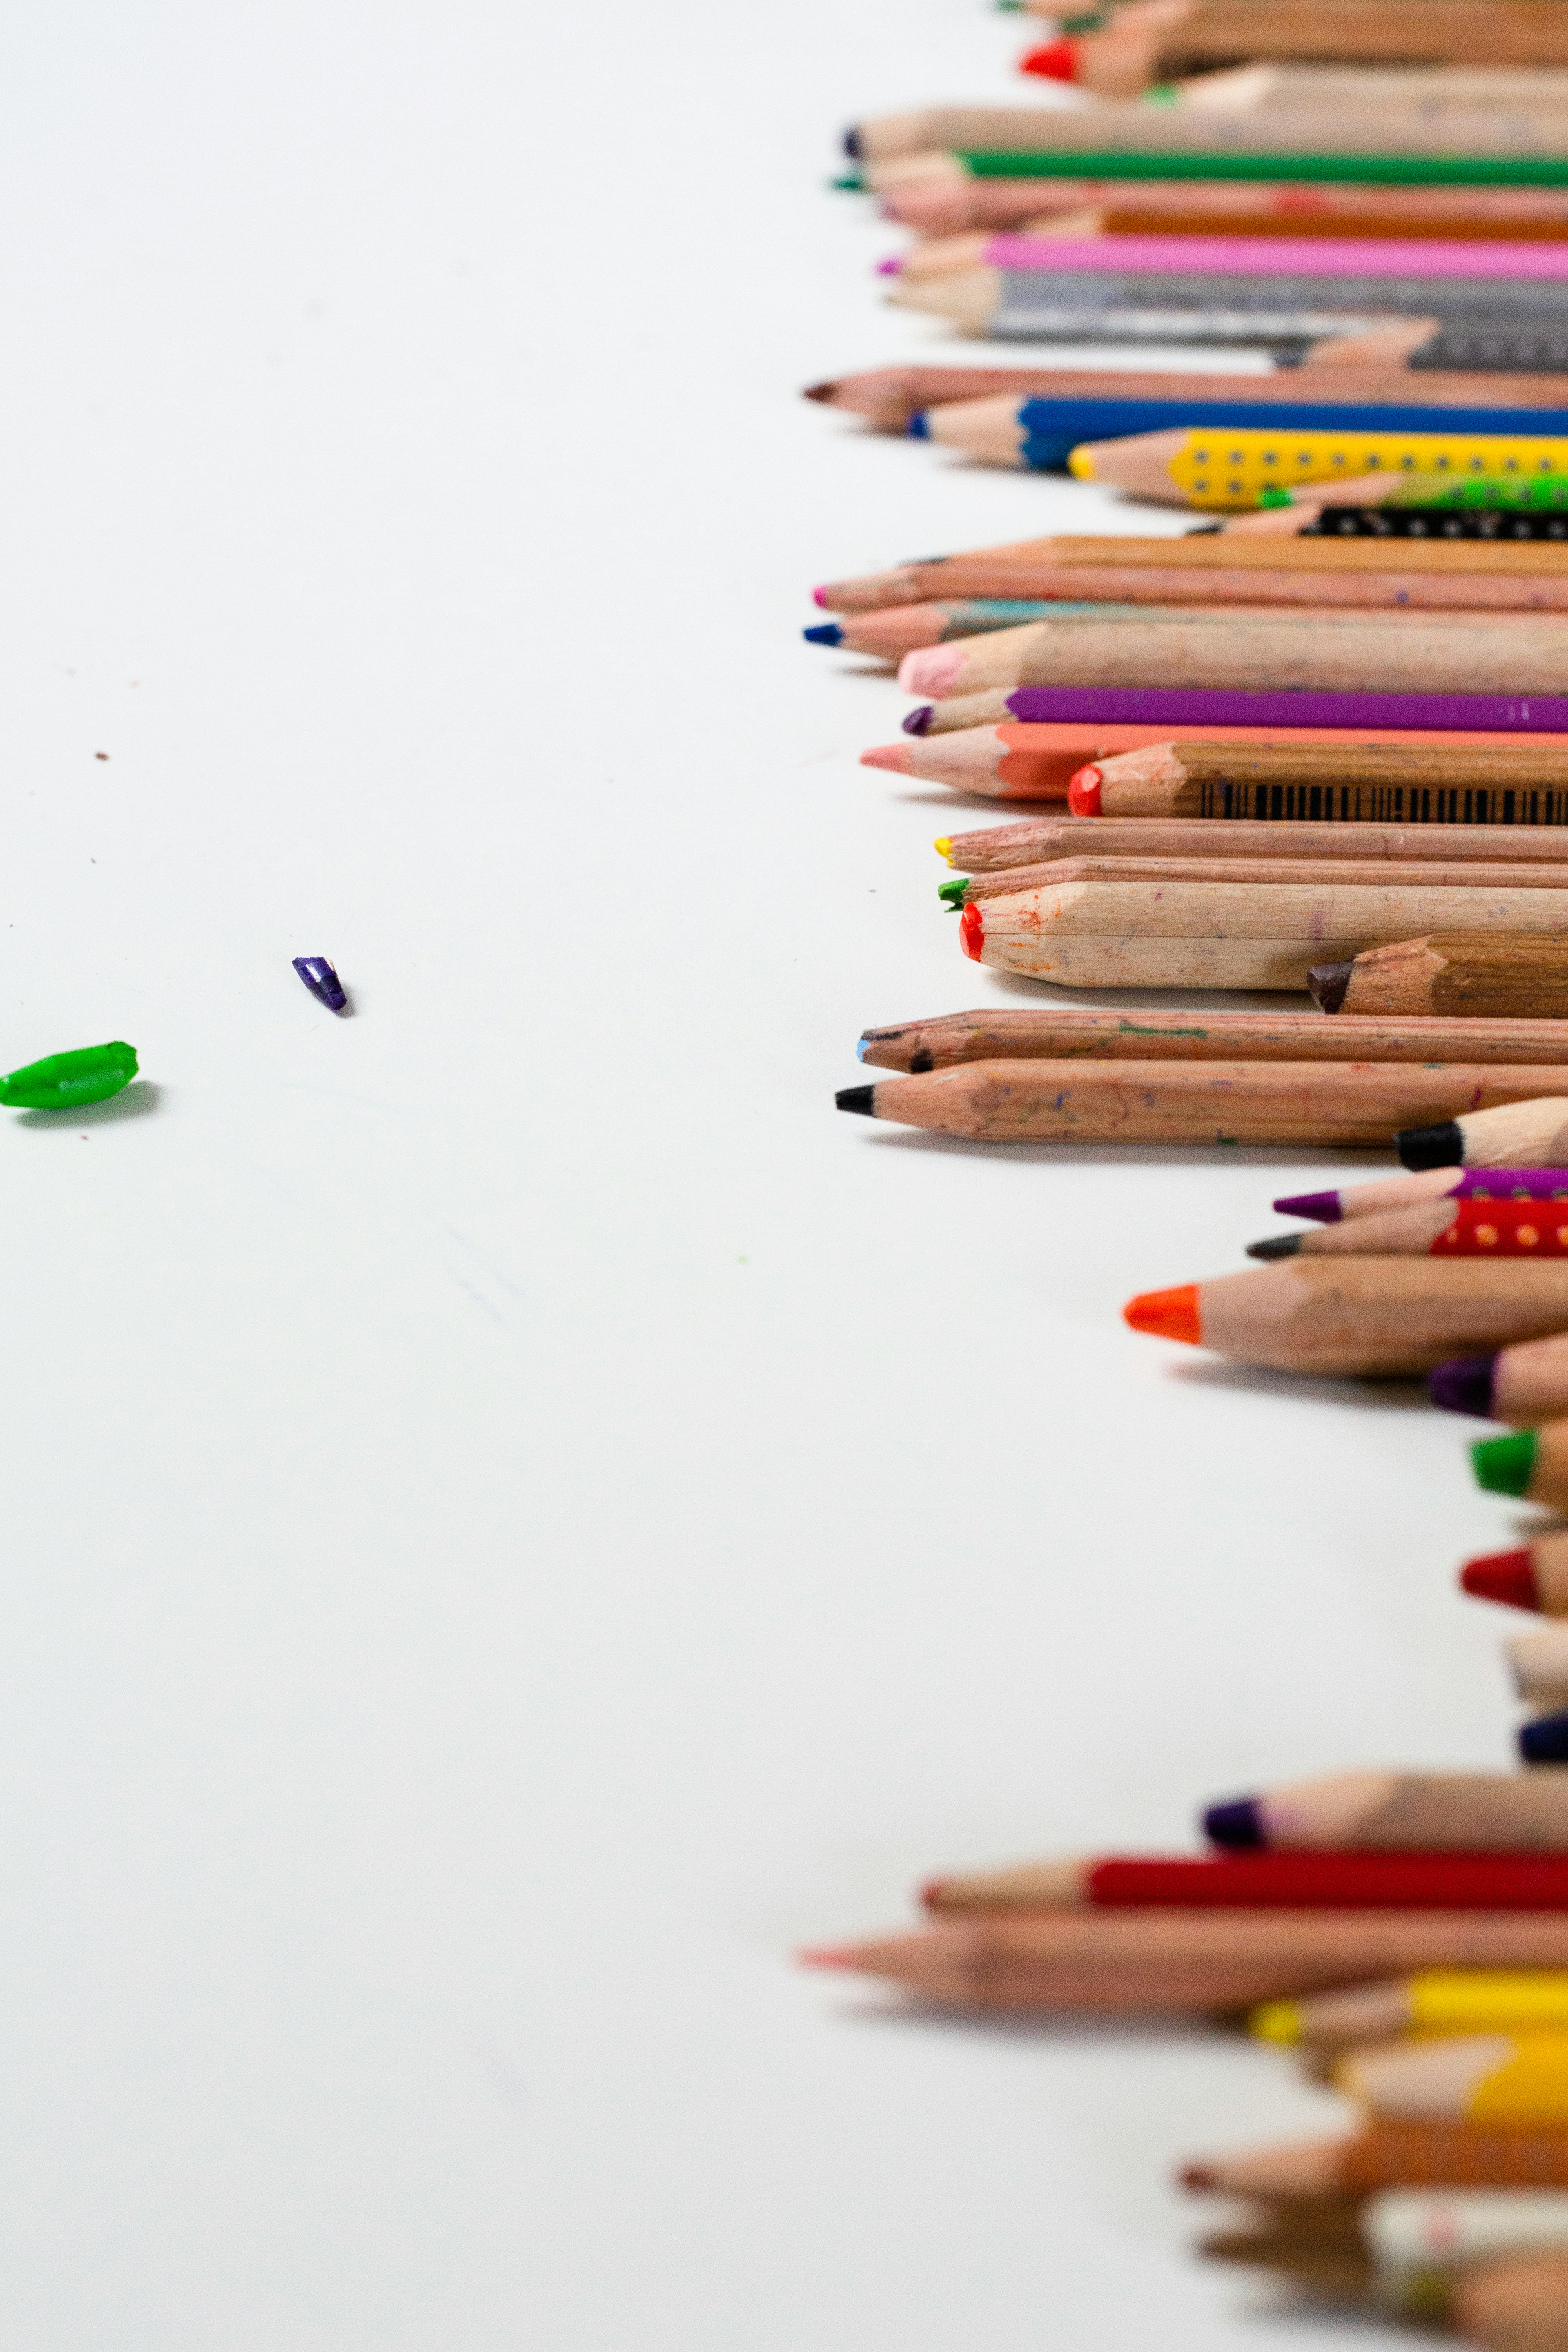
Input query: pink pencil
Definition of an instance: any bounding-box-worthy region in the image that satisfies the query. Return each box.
[958,233,1568,281]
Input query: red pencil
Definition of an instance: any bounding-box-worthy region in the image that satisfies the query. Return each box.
[923,1851,1568,1915]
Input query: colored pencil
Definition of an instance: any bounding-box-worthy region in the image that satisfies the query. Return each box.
[858,1012,1568,1076]
[880,180,1568,238]
[1508,1625,1568,1709]
[1474,1421,1568,1510]
[1276,1167,1568,1224]
[920,389,1568,474]
[915,688,1568,739]
[878,728,1568,804]
[949,855,1568,907]
[1311,932,1568,1017]
[1255,1972,1568,2051]
[1071,423,1568,508]
[846,82,1568,167]
[1199,2189,1568,2305]
[836,1061,1568,1147]
[897,614,1568,702]
[803,1909,1568,2012]
[1398,1097,1568,1167]
[1188,2120,1568,2192]
[1202,1769,1568,1853]
[889,262,1437,351]
[817,534,1568,616]
[903,231,1568,283]
[804,361,1568,434]
[1027,2,1568,82]
[921,1851,1568,1915]
[1457,2251,1568,2349]
[951,151,1568,187]
[1068,739,1568,821]
[956,874,1568,993]
[1123,1257,1568,1376]
[1342,2036,1568,2127]
[948,815,1568,871]
[809,600,1123,657]
[1247,1197,1568,1261]
[1443,1347,1568,1430]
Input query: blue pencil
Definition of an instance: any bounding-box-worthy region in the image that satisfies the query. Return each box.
[911,394,1568,472]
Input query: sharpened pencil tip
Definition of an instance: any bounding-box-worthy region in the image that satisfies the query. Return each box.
[1272,1189,1341,1223]
[836,1085,875,1116]
[1246,1234,1303,1262]
[1472,1430,1538,1498]
[842,127,862,158]
[907,411,930,440]
[877,256,902,276]
[1520,1708,1568,1764]
[1067,445,1096,480]
[799,1944,857,1968]
[855,1038,869,1062]
[1461,1548,1539,1609]
[1428,1353,1499,1418]
[902,705,934,736]
[1398,1117,1465,1171]
[1203,1797,1264,1850]
[1123,1283,1201,1345]
[938,879,966,910]
[958,901,984,962]
[1307,960,1353,1014]
[803,622,842,646]
[933,836,952,858]
[861,743,912,773]
[1066,764,1102,817]
[803,381,834,403]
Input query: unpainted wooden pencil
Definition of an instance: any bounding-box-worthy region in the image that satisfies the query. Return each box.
[1070,739,1568,820]
[1312,933,1568,1017]
[949,857,1568,906]
[855,1008,1568,1076]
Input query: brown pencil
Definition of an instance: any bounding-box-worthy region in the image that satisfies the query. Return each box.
[960,875,1568,993]
[1185,2122,1568,2194]
[836,1060,1568,1149]
[816,534,1568,615]
[1068,739,1568,820]
[1312,933,1568,1018]
[804,1909,1568,2013]
[878,180,1568,239]
[1456,2250,1568,2351]
[949,857,1568,906]
[1122,1257,1568,1377]
[898,615,1568,704]
[942,815,1568,872]
[856,1008,1568,1076]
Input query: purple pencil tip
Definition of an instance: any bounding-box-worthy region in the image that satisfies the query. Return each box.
[876,256,902,276]
[1271,1188,1342,1224]
[1428,1354,1500,1419]
[292,954,348,1013]
[902,705,934,737]
[1203,1798,1263,1850]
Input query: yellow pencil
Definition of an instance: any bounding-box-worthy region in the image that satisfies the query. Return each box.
[1070,423,1568,510]
[1255,1972,1568,2054]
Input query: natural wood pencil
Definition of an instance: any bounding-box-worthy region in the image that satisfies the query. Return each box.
[1070,739,1568,820]
[836,1060,1568,1148]
[959,874,1568,992]
[948,856,1568,906]
[856,1008,1568,1076]
[1448,1346,1568,1432]
[1188,2123,1568,2194]
[1456,2250,1568,2351]
[804,1909,1568,2011]
[898,614,1568,703]
[1312,933,1568,1017]
[1123,1257,1568,1376]
[942,815,1568,870]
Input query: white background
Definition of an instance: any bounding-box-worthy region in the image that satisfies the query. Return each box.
[0,2,1545,2343]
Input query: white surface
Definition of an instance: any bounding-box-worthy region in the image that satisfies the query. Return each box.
[0,3,1539,2345]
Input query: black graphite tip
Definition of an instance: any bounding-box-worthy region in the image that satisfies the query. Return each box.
[836,1085,876,1116]
[1397,1118,1464,1171]
[1246,1233,1304,1262]
[1306,960,1353,1014]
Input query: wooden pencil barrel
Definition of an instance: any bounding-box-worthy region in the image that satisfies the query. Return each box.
[857,1010,1568,1074]
[1196,1260,1568,1377]
[946,819,1568,871]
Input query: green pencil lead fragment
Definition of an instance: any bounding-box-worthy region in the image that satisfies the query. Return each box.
[0,1040,138,1111]
[938,878,968,909]
[1472,1430,1539,1498]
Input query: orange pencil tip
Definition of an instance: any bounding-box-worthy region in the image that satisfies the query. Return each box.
[1123,1283,1202,1345]
[861,744,912,774]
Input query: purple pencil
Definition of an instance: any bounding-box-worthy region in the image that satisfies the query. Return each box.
[1276,1169,1568,1224]
[905,688,1568,737]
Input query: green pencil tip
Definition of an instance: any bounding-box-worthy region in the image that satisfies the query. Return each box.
[830,173,864,191]
[1471,1430,1538,1498]
[937,879,968,910]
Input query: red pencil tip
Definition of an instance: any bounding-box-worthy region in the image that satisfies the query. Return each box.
[798,1945,857,1969]
[959,901,984,962]
[1460,1548,1541,1611]
[1124,1284,1202,1345]
[1067,764,1103,816]
[1020,38,1079,78]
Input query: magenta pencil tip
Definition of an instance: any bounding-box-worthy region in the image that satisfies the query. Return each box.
[1272,1189,1342,1224]
[812,586,829,608]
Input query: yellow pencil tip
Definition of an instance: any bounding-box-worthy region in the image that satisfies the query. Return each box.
[933,835,951,858]
[1248,2000,1301,2045]
[1067,446,1094,480]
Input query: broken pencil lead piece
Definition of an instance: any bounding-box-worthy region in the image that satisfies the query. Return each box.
[0,1041,138,1111]
[292,956,347,1013]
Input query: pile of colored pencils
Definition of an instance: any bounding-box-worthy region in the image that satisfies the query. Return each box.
[797,14,1568,2351]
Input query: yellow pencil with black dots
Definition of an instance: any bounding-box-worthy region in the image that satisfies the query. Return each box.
[1071,424,1568,509]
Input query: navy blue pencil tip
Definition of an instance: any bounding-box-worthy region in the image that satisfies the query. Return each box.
[803,622,842,646]
[842,127,862,158]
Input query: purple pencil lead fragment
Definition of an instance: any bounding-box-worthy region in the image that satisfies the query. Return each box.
[292,955,347,1013]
